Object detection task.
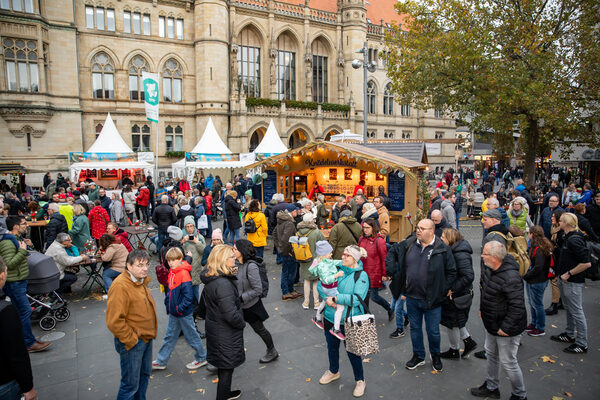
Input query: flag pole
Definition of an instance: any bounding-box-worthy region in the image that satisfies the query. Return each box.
[155,121,159,183]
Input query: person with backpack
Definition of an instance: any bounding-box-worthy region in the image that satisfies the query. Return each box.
[182,216,206,303]
[295,213,326,310]
[328,207,362,260]
[523,226,552,338]
[234,239,278,364]
[244,200,268,259]
[274,204,302,300]
[550,213,592,354]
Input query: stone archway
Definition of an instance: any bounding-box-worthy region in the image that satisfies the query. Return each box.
[288,129,308,149]
[324,129,340,141]
[249,127,266,152]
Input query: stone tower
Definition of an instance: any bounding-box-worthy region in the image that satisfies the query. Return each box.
[340,0,368,113]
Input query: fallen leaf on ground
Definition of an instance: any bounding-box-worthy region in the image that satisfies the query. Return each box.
[551,324,558,328]
[565,392,572,397]
[431,370,439,374]
[212,378,219,383]
[306,378,311,382]
[149,376,153,379]
[274,307,279,311]
[81,306,87,309]
[258,366,266,370]
[188,370,197,374]
[541,356,556,363]
[196,388,205,393]
[363,358,370,363]
[165,373,173,378]
[552,397,564,400]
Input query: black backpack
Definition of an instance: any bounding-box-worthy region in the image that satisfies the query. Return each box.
[247,258,269,298]
[584,241,600,281]
[244,217,257,233]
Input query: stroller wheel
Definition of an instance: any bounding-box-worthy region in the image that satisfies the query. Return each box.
[54,306,70,322]
[40,315,56,331]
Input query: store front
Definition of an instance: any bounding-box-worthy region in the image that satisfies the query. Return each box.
[248,141,426,241]
[552,146,600,186]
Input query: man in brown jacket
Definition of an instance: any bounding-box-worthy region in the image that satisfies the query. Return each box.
[106,249,157,400]
[374,196,390,238]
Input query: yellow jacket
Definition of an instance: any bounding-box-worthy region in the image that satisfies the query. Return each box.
[59,203,74,230]
[481,198,489,213]
[244,211,268,247]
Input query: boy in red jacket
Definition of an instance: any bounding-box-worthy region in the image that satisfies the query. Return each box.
[152,247,207,370]
[135,185,150,223]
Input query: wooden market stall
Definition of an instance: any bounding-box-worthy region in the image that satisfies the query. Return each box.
[247,141,426,242]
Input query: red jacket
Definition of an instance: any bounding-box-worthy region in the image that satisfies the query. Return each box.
[177,180,191,192]
[308,185,325,200]
[114,229,133,252]
[204,195,212,216]
[89,206,110,239]
[136,187,150,206]
[358,234,388,288]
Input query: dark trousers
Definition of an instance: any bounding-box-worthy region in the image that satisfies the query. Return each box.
[367,287,391,311]
[216,368,234,400]
[135,205,148,223]
[280,255,297,295]
[254,246,264,259]
[323,319,364,381]
[59,272,78,293]
[249,320,274,350]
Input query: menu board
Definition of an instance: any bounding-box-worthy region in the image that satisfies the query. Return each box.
[387,171,405,211]
[262,170,277,204]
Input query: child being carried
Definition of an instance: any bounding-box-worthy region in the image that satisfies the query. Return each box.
[310,240,346,340]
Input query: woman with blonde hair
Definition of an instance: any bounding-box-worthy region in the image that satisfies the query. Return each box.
[69,204,91,253]
[200,244,246,400]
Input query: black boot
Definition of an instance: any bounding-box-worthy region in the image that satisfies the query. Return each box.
[462,336,477,358]
[474,350,487,360]
[439,348,460,359]
[259,347,279,363]
[557,299,564,310]
[545,303,558,316]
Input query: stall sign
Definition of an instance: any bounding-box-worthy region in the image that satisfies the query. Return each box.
[262,170,277,203]
[185,153,239,162]
[388,172,405,211]
[70,152,136,163]
[305,159,358,168]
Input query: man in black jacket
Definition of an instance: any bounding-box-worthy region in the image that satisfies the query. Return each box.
[45,203,68,250]
[585,192,600,238]
[152,195,177,253]
[470,241,527,400]
[0,256,37,400]
[430,210,452,237]
[385,218,456,372]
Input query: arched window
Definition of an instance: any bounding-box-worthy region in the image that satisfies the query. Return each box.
[237,27,261,98]
[312,38,329,103]
[276,32,297,100]
[166,124,183,151]
[383,83,393,115]
[91,51,114,99]
[132,123,151,151]
[162,58,182,103]
[129,55,149,101]
[249,127,265,152]
[288,129,307,149]
[367,81,376,114]
[95,123,103,139]
[3,38,39,92]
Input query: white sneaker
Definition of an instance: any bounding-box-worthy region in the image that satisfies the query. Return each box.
[102,294,108,300]
[302,302,309,310]
[186,360,208,370]
[152,361,166,370]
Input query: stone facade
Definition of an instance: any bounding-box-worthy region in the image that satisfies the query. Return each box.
[0,0,456,184]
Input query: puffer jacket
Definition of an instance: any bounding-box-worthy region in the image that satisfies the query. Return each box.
[200,271,246,369]
[0,237,29,282]
[480,255,527,337]
[164,261,194,316]
[45,212,68,249]
[136,187,150,207]
[358,234,387,288]
[89,206,110,239]
[113,228,133,252]
[122,192,136,214]
[101,243,128,273]
[244,211,268,247]
[182,235,206,285]
[224,195,242,230]
[69,214,91,252]
[440,199,457,228]
[385,235,457,309]
[296,221,326,278]
[235,259,263,309]
[441,239,474,329]
[177,205,195,229]
[328,216,362,259]
[274,211,297,256]
[152,204,176,232]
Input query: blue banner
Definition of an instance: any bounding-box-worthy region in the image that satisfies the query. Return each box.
[69,152,137,163]
[185,153,239,162]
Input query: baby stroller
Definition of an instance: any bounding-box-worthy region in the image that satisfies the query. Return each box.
[470,192,485,218]
[27,252,70,331]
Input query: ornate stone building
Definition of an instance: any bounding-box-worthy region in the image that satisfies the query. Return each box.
[0,0,456,183]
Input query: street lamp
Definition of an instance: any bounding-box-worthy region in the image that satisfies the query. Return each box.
[352,42,376,144]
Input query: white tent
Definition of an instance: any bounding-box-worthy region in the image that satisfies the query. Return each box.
[172,117,252,180]
[69,113,153,181]
[329,129,364,143]
[253,119,288,156]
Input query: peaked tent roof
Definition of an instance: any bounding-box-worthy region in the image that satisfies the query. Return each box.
[191,117,232,154]
[365,141,428,164]
[87,113,133,153]
[329,129,364,143]
[253,119,288,155]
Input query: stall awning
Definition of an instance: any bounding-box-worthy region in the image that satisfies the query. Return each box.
[70,161,153,181]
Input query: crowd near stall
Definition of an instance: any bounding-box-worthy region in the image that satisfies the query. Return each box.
[1,119,599,400]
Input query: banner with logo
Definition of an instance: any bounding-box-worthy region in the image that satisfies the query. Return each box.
[185,153,239,162]
[142,71,159,123]
[69,152,137,163]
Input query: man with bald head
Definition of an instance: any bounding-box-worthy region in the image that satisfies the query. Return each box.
[431,209,452,238]
[385,218,456,372]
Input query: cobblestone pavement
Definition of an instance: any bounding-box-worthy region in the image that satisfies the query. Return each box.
[30,220,599,400]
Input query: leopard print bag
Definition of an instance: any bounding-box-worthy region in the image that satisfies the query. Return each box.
[344,288,380,357]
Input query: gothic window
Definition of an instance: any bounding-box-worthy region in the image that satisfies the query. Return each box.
[383,83,393,115]
[367,81,376,114]
[91,51,114,99]
[128,55,149,101]
[400,104,410,117]
[3,38,39,92]
[165,125,183,151]
[312,39,329,103]
[132,124,151,152]
[237,27,261,98]
[162,58,182,103]
[276,33,296,100]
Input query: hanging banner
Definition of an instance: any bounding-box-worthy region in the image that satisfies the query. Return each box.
[69,152,137,163]
[185,153,239,162]
[142,71,159,123]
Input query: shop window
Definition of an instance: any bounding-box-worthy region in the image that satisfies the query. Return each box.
[91,51,114,99]
[162,58,182,103]
[367,81,376,114]
[128,55,149,101]
[383,83,393,115]
[132,124,151,152]
[165,125,183,151]
[3,38,40,92]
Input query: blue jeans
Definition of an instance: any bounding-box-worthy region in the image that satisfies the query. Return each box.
[255,246,264,259]
[526,281,547,331]
[3,280,36,347]
[368,287,391,311]
[103,268,122,291]
[455,211,461,230]
[281,255,297,295]
[0,379,21,399]
[192,284,200,303]
[114,338,153,400]
[391,295,406,330]
[406,297,442,358]
[323,319,364,381]
[275,248,283,264]
[225,227,241,246]
[156,314,206,366]
[156,230,168,254]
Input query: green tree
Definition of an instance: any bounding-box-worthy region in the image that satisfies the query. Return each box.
[385,0,600,185]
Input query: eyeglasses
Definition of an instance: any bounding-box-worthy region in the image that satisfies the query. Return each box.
[416,226,432,231]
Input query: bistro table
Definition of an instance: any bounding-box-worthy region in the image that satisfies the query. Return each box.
[27,219,47,251]
[121,225,156,251]
[74,257,105,296]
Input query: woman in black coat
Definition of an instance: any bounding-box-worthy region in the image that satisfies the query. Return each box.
[200,244,246,400]
[439,228,478,359]
[224,191,242,245]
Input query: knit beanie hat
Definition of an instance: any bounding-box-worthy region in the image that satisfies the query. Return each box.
[167,226,183,241]
[344,245,367,263]
[183,215,196,228]
[302,212,314,223]
[340,209,352,218]
[315,240,333,257]
[211,228,223,241]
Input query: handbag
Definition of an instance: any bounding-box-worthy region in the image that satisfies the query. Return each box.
[344,280,379,357]
[452,289,473,310]
[197,214,208,230]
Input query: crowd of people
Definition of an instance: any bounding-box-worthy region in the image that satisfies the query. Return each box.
[0,167,598,400]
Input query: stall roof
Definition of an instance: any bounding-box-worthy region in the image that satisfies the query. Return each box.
[246,141,426,173]
[191,117,232,154]
[365,142,428,164]
[87,113,133,153]
[253,119,288,155]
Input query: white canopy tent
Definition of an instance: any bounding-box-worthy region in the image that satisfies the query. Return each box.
[69,113,153,181]
[253,119,288,156]
[328,128,364,143]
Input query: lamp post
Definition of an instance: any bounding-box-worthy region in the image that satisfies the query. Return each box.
[352,41,376,144]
